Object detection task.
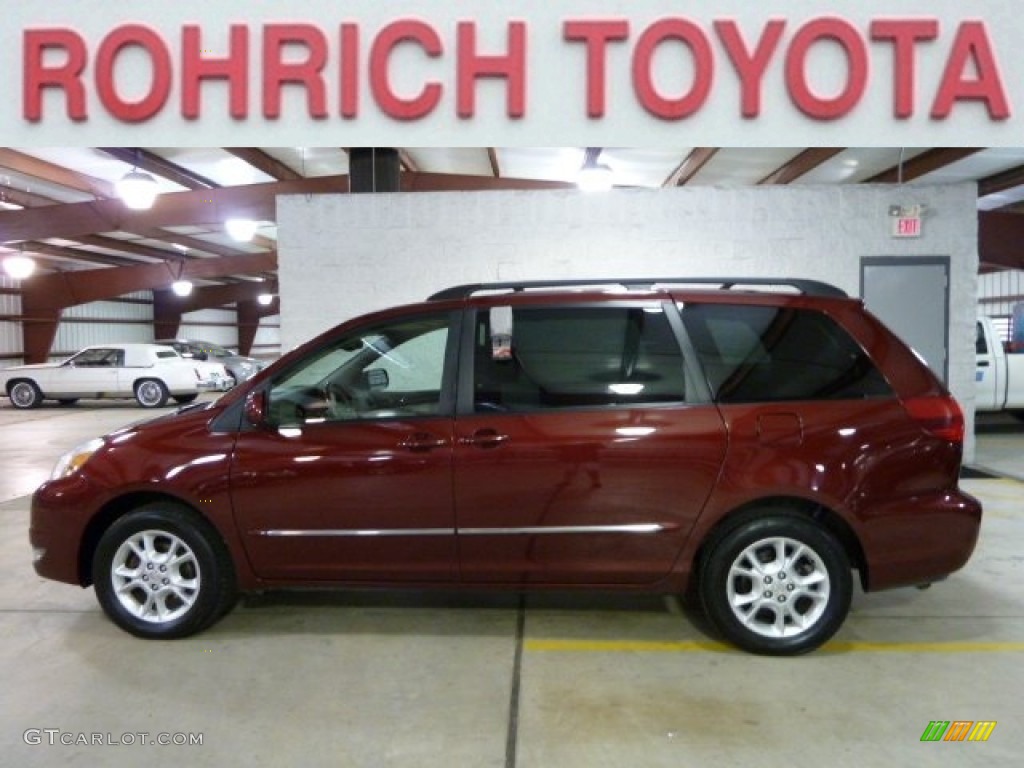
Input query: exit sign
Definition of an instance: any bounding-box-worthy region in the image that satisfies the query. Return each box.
[891,216,922,238]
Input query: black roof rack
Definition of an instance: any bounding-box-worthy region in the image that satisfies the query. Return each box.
[428,277,848,302]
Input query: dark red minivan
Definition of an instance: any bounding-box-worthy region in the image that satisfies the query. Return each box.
[29,278,982,654]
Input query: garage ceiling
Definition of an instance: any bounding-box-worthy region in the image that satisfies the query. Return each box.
[1,147,1023,293]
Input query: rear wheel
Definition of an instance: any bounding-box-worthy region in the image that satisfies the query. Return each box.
[92,503,236,639]
[134,379,169,408]
[9,380,42,409]
[700,512,852,655]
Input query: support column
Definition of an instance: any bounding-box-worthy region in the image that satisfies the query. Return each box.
[236,300,261,357]
[152,289,183,340]
[20,305,61,364]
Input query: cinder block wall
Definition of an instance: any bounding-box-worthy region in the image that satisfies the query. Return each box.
[278,184,979,457]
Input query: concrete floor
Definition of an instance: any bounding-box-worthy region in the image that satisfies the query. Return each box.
[1,399,1022,766]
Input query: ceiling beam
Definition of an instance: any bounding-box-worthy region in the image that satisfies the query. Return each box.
[759,148,845,185]
[224,148,303,181]
[401,172,574,192]
[98,147,220,190]
[22,251,278,311]
[978,211,1024,271]
[157,282,273,314]
[397,150,420,173]
[19,241,141,268]
[75,234,194,262]
[0,175,350,243]
[0,148,116,198]
[978,164,1024,198]
[866,148,982,184]
[663,148,718,187]
[131,228,258,259]
[0,186,59,208]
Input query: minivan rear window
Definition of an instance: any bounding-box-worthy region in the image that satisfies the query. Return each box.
[682,304,893,403]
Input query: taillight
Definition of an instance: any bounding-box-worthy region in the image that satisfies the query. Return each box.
[902,396,964,443]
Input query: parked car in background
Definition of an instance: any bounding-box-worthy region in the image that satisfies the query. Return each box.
[31,278,981,655]
[1,343,205,409]
[976,314,1024,419]
[155,339,267,386]
[192,359,233,393]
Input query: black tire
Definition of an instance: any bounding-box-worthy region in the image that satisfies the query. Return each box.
[58,398,79,406]
[699,512,852,655]
[92,503,236,639]
[134,378,169,408]
[8,380,43,409]
[173,394,199,405]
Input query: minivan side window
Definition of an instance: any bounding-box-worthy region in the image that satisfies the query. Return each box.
[267,314,450,424]
[473,305,686,411]
[682,304,893,403]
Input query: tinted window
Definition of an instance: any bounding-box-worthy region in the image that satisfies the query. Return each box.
[976,322,988,355]
[69,348,122,367]
[473,306,685,411]
[268,314,450,424]
[683,304,892,403]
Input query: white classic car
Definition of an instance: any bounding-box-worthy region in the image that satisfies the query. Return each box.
[0,343,218,409]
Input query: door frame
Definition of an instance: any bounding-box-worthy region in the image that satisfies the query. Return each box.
[860,256,951,384]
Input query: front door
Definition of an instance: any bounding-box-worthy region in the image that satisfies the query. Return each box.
[230,311,460,582]
[60,347,123,395]
[453,303,727,586]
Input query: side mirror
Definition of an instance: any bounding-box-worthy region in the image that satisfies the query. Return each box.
[244,390,267,427]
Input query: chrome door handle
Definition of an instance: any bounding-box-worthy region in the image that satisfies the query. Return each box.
[458,429,509,448]
[398,434,448,452]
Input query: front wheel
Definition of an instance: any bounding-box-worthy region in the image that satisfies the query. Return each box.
[92,504,236,639]
[699,513,852,655]
[9,380,43,409]
[134,379,169,408]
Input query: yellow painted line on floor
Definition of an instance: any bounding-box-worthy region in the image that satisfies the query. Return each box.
[525,638,1024,654]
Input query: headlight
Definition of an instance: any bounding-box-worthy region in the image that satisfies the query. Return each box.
[50,437,105,481]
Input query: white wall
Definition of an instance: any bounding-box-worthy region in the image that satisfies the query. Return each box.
[280,184,979,454]
[179,308,238,349]
[52,296,155,359]
[251,317,282,360]
[979,269,1024,316]
[0,275,21,362]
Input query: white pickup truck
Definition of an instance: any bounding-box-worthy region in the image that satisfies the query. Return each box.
[976,315,1024,417]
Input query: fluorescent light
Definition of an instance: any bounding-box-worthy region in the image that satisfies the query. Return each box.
[578,163,614,192]
[225,218,258,242]
[257,293,274,306]
[3,255,36,279]
[171,280,193,297]
[116,170,160,210]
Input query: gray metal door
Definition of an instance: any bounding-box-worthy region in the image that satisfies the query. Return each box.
[861,257,949,383]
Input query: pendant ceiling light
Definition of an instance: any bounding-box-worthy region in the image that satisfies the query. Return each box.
[116,170,160,210]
